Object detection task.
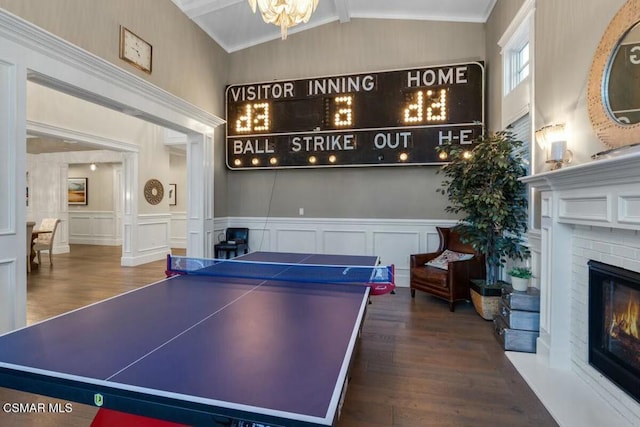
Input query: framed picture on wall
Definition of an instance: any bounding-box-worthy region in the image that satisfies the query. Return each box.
[68,177,88,205]
[169,183,177,206]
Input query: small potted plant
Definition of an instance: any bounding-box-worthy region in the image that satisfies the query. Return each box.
[508,267,533,291]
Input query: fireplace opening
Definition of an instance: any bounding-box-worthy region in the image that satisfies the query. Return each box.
[588,260,640,403]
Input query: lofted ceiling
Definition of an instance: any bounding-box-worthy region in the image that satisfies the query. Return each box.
[171,0,497,53]
[28,1,497,154]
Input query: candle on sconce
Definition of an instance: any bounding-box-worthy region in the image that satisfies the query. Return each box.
[550,140,566,161]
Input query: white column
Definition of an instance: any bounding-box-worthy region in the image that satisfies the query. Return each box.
[113,165,123,244]
[538,190,572,368]
[120,152,139,266]
[186,132,215,258]
[0,61,27,332]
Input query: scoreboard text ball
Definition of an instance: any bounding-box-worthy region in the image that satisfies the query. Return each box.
[226,61,485,169]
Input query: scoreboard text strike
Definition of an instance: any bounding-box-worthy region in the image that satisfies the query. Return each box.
[225,61,484,169]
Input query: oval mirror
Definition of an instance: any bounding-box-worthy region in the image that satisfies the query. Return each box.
[606,21,640,124]
[588,0,640,148]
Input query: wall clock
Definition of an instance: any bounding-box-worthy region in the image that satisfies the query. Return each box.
[143,179,164,205]
[119,26,152,73]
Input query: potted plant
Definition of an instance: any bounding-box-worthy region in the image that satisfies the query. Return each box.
[507,267,533,291]
[436,129,530,317]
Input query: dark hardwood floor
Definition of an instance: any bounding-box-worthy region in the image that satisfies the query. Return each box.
[0,245,557,426]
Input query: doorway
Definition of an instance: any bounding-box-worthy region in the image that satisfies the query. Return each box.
[0,10,223,332]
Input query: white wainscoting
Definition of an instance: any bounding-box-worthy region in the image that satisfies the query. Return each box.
[217,217,458,286]
[68,211,121,246]
[135,214,171,264]
[69,211,187,251]
[170,212,187,249]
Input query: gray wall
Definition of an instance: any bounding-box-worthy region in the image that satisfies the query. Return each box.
[5,0,627,221]
[533,0,624,166]
[486,0,626,171]
[0,0,228,117]
[227,19,486,219]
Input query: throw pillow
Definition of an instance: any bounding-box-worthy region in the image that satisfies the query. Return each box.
[425,250,474,270]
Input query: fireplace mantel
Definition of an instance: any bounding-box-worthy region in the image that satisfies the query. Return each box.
[522,147,640,191]
[510,149,640,426]
[523,149,640,232]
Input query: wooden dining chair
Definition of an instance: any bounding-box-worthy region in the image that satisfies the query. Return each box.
[34,218,61,267]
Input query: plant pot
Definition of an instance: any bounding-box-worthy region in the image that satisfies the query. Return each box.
[510,276,529,292]
[469,279,504,320]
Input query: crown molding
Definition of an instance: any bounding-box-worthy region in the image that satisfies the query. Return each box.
[0,9,224,135]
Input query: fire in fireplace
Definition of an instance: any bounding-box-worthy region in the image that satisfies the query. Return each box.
[588,260,640,403]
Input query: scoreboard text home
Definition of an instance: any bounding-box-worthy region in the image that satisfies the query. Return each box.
[225,61,485,169]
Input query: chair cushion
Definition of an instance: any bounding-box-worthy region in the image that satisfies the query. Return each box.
[425,250,474,270]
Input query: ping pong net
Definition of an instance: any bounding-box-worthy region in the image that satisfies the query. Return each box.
[166,255,395,295]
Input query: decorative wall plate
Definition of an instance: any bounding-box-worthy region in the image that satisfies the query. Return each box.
[144,179,164,205]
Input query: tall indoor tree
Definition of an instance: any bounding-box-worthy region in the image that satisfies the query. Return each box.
[436,129,530,284]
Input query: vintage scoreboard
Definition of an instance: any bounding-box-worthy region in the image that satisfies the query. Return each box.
[225,61,485,169]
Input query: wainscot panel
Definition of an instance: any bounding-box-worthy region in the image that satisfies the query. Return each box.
[170,212,187,249]
[69,211,120,246]
[223,217,458,287]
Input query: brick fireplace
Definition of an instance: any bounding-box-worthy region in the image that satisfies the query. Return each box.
[588,260,640,404]
[510,149,640,426]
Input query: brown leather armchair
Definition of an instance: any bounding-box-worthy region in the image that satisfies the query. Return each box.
[410,227,485,311]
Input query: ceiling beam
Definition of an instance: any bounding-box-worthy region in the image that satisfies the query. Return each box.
[173,0,244,19]
[332,0,350,23]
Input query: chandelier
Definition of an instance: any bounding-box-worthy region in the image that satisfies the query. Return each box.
[248,0,319,40]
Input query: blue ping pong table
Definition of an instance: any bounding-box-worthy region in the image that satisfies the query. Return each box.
[0,251,393,427]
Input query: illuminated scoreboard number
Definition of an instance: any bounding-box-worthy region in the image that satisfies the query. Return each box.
[324,95,354,128]
[225,62,485,169]
[234,102,270,134]
[403,89,448,124]
[232,90,448,134]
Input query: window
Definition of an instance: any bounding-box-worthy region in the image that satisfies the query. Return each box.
[500,0,534,98]
[504,36,530,95]
[499,0,536,230]
[499,0,535,129]
[509,113,531,175]
[516,42,530,85]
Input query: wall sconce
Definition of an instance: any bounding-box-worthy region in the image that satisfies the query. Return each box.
[535,123,572,170]
[89,163,97,171]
